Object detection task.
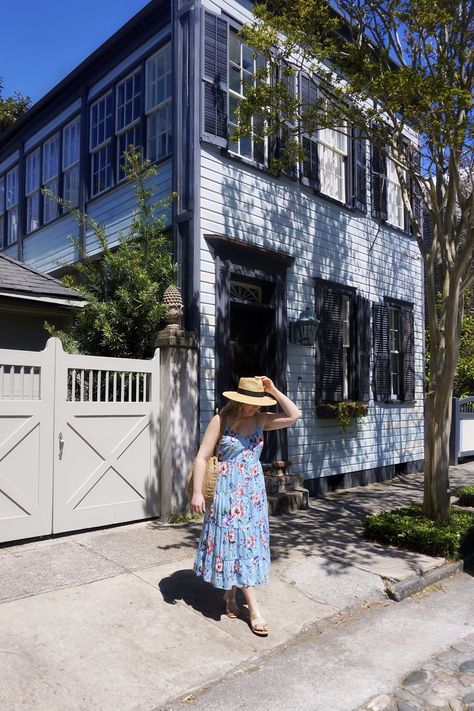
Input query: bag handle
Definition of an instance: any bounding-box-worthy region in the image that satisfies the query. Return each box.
[213,414,226,458]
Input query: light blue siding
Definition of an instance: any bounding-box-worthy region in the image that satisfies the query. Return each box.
[24,100,82,152]
[199,144,424,480]
[22,215,79,274]
[86,160,173,256]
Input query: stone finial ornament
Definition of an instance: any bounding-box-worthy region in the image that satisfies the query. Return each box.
[163,284,184,328]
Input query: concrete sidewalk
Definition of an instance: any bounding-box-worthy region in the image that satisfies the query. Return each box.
[1,462,473,711]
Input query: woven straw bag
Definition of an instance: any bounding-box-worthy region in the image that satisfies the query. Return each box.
[186,416,224,507]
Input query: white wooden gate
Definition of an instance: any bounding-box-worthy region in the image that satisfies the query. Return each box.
[0,339,160,543]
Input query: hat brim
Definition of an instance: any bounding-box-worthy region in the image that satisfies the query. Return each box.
[222,391,277,406]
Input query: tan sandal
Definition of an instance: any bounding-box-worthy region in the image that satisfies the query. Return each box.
[223,591,240,619]
[249,613,269,637]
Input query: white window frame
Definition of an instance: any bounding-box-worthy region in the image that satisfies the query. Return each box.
[145,44,172,162]
[228,29,266,165]
[6,166,19,245]
[63,116,81,207]
[341,294,351,400]
[43,133,59,224]
[387,157,404,229]
[116,69,142,180]
[389,306,402,399]
[26,148,41,233]
[319,122,348,202]
[90,91,113,197]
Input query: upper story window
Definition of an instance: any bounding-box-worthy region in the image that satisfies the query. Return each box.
[43,133,59,223]
[25,149,41,234]
[63,117,80,207]
[6,166,19,245]
[116,70,142,180]
[319,123,348,203]
[90,92,113,197]
[386,157,404,230]
[228,30,265,164]
[146,44,172,162]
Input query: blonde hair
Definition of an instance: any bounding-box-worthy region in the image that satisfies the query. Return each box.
[219,399,260,432]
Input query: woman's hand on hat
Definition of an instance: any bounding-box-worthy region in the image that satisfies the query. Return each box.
[257,376,276,394]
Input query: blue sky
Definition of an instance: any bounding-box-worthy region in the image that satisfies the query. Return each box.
[1,0,151,105]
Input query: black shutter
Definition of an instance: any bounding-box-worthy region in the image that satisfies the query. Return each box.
[373,304,391,401]
[371,141,387,220]
[202,10,228,147]
[356,296,371,403]
[278,65,297,179]
[351,127,367,212]
[300,74,320,191]
[401,306,415,402]
[409,145,422,233]
[316,285,343,403]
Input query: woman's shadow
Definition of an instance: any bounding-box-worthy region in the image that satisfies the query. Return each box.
[158,569,248,623]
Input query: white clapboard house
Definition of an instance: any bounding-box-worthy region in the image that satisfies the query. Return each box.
[0,0,424,496]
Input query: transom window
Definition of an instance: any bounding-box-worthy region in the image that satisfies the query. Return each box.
[228,30,266,164]
[387,157,404,229]
[229,281,263,303]
[146,44,172,162]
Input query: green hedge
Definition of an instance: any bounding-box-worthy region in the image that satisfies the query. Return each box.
[363,504,474,560]
[457,485,474,507]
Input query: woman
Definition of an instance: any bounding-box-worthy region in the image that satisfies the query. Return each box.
[191,375,301,636]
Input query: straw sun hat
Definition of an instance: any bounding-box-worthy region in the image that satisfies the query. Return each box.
[223,377,277,406]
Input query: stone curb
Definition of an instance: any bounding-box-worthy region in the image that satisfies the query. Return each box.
[385,560,464,601]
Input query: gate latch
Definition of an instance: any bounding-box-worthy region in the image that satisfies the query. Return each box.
[58,432,64,460]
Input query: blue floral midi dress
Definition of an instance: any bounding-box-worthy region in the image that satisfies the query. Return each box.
[193,423,270,590]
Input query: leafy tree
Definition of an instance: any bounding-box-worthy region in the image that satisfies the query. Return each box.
[47,148,176,358]
[0,79,30,134]
[237,0,474,519]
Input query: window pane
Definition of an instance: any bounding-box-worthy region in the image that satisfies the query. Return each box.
[63,117,81,169]
[229,32,241,65]
[90,93,112,149]
[44,179,58,223]
[118,125,141,179]
[6,167,18,208]
[117,70,141,131]
[146,44,171,112]
[147,104,172,161]
[7,207,18,244]
[64,165,80,207]
[43,134,59,181]
[27,192,40,233]
[26,150,40,194]
[91,145,112,196]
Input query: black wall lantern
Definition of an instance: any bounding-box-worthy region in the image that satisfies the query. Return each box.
[288,306,320,345]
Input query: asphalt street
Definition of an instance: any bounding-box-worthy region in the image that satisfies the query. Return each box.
[159,570,474,711]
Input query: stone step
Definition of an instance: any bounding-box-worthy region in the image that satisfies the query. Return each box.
[267,488,310,515]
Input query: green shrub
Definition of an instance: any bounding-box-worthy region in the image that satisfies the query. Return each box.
[364,504,474,560]
[457,485,474,507]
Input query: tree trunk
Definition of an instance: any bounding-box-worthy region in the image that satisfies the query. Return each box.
[423,389,452,520]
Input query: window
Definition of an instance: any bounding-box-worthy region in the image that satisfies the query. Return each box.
[116,70,142,179]
[319,123,347,202]
[228,29,265,163]
[315,279,371,407]
[63,117,80,207]
[26,149,41,233]
[6,167,19,245]
[387,157,404,229]
[300,75,321,192]
[43,133,59,223]
[146,44,172,162]
[90,92,113,196]
[0,176,4,247]
[373,300,415,402]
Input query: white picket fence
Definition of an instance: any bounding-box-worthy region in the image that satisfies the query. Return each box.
[450,396,474,465]
[0,338,160,543]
